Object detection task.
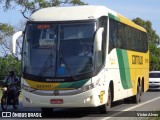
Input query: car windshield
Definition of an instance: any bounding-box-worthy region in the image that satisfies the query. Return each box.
[22,22,95,78]
[149,73,160,78]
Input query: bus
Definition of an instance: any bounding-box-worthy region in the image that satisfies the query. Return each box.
[11,5,149,113]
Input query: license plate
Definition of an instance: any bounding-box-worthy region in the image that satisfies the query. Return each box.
[50,99,63,104]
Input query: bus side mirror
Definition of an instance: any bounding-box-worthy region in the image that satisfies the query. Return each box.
[11,31,23,54]
[94,27,104,51]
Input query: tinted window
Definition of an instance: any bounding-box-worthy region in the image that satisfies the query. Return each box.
[109,18,148,53]
[94,16,108,72]
[149,73,160,78]
[23,22,95,78]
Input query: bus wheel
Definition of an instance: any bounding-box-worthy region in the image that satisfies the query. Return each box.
[41,108,53,117]
[140,83,143,96]
[131,82,141,103]
[99,87,112,113]
[123,97,131,103]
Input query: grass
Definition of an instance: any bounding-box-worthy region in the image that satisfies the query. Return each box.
[147,117,160,120]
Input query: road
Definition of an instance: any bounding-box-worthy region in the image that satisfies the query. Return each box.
[1,91,160,120]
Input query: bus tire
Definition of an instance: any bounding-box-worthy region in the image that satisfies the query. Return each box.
[140,82,143,96]
[99,87,112,113]
[123,97,131,103]
[131,82,141,103]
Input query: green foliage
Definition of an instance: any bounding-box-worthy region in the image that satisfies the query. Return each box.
[149,43,160,70]
[0,0,87,19]
[133,18,160,71]
[0,55,21,80]
[0,23,14,42]
[0,23,16,58]
[69,0,87,5]
[0,0,86,79]
[0,23,14,33]
[0,0,87,10]
[133,18,159,44]
[0,24,21,80]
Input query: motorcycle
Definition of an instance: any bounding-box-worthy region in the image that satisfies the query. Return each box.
[1,84,21,111]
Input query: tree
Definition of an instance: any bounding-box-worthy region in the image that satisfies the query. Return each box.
[0,0,87,56]
[0,23,24,78]
[0,23,14,55]
[133,18,160,71]
[0,55,21,80]
[0,0,87,77]
[0,23,22,59]
[0,0,87,19]
[133,18,160,44]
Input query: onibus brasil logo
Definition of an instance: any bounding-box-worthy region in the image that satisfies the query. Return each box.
[2,112,42,118]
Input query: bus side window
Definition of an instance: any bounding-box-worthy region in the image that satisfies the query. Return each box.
[109,19,117,52]
[135,30,140,51]
[96,16,107,70]
[139,31,143,52]
[117,22,123,48]
[125,25,131,49]
[143,32,148,52]
[132,28,136,51]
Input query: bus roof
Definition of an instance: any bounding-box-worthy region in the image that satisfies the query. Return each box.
[30,5,146,32]
[30,5,110,21]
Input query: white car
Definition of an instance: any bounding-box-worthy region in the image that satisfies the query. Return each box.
[149,71,160,90]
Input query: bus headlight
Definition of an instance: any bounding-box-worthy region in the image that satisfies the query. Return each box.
[79,79,100,92]
[84,96,92,103]
[21,84,36,92]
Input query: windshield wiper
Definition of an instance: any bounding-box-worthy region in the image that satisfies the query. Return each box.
[38,54,53,78]
[37,45,77,81]
[38,43,55,78]
[58,50,77,81]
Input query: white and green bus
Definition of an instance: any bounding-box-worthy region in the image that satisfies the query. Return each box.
[11,5,149,113]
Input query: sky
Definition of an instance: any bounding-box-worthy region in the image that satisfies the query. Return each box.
[0,0,160,36]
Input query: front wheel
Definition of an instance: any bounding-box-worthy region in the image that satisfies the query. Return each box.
[1,95,8,111]
[13,99,19,109]
[99,87,112,113]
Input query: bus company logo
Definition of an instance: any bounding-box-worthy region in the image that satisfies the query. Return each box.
[132,55,143,65]
[46,79,65,82]
[54,90,59,96]
[2,112,11,117]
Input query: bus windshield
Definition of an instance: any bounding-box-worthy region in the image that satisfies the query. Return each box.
[22,22,95,78]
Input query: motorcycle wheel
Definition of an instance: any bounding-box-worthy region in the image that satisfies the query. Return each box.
[1,95,8,111]
[13,99,19,109]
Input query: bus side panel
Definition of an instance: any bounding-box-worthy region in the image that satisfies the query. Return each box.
[127,50,149,95]
[106,49,149,101]
[106,49,129,101]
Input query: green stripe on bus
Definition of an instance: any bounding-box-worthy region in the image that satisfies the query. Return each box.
[57,82,74,88]
[122,50,132,88]
[116,49,127,89]
[116,49,132,89]
[70,79,89,88]
[57,79,89,88]
[108,13,120,21]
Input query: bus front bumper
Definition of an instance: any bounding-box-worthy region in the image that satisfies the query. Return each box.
[22,86,108,108]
